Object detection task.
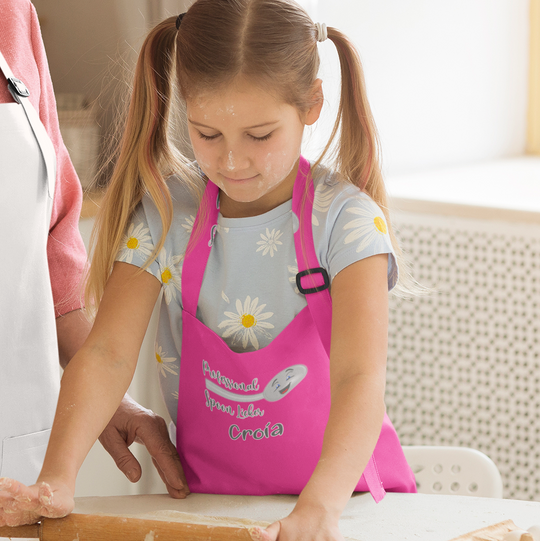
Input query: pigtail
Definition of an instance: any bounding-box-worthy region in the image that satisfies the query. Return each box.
[85,17,196,314]
[317,27,422,297]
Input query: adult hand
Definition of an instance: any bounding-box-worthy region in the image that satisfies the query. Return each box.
[249,506,344,541]
[99,395,189,498]
[0,478,73,527]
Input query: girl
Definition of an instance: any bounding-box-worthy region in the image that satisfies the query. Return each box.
[0,0,416,539]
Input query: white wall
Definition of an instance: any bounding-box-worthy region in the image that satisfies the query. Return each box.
[304,0,530,176]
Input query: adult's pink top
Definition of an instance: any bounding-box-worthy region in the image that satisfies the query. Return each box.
[0,0,87,317]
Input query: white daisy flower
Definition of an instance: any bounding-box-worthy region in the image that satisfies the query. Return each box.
[172,390,179,400]
[117,223,154,264]
[155,345,178,378]
[343,199,390,253]
[256,228,283,257]
[288,259,300,294]
[181,215,195,234]
[218,296,274,350]
[312,183,335,226]
[157,248,183,304]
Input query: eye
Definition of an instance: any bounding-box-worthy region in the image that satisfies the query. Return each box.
[248,132,273,142]
[286,374,292,381]
[197,131,220,141]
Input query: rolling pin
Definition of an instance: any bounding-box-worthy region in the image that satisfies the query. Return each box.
[0,513,254,540]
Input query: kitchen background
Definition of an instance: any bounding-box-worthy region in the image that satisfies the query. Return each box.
[30,0,540,500]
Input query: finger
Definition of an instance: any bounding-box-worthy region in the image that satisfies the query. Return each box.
[100,428,142,483]
[2,508,40,527]
[141,419,189,494]
[0,478,38,506]
[151,457,189,499]
[0,477,27,497]
[249,521,281,541]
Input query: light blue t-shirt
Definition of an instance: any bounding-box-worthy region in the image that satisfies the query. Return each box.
[116,165,397,423]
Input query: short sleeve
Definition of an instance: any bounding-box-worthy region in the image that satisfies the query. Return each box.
[326,192,398,291]
[115,203,162,282]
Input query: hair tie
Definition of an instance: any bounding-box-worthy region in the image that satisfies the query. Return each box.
[176,13,186,30]
[315,22,327,42]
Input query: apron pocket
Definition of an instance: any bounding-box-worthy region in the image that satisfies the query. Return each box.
[0,429,51,485]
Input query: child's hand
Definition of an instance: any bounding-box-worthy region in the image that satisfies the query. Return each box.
[249,507,345,541]
[0,478,73,527]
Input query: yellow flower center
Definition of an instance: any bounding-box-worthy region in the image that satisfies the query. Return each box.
[242,314,256,328]
[156,353,163,364]
[127,237,139,250]
[374,216,387,234]
[161,268,172,284]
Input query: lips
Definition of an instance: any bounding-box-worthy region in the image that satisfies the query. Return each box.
[279,383,291,395]
[221,174,259,182]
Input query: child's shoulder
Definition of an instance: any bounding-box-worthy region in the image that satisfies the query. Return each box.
[311,165,384,220]
[140,164,202,218]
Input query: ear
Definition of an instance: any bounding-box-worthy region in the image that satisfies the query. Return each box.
[305,78,324,126]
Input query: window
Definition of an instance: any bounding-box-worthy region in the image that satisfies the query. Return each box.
[528,0,540,155]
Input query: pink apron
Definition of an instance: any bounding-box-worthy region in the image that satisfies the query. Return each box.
[176,156,416,500]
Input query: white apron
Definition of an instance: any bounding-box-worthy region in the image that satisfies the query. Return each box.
[0,49,59,485]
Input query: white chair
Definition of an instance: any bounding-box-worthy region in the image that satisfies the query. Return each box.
[402,445,504,498]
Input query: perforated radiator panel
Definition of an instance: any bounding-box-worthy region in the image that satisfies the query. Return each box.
[386,210,540,501]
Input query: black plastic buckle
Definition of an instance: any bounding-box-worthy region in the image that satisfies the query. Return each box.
[296,267,330,295]
[7,77,30,104]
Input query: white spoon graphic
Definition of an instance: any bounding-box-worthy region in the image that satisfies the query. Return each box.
[205,364,308,403]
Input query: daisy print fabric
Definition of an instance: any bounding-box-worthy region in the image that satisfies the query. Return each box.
[218,296,275,350]
[325,190,398,288]
[118,223,154,265]
[343,196,390,254]
[256,228,283,257]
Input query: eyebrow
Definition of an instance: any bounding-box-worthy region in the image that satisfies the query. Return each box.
[188,120,279,130]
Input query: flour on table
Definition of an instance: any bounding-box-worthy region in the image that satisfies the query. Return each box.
[104,509,271,529]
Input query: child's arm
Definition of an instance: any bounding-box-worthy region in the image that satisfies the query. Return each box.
[255,254,389,541]
[0,262,178,527]
[56,308,186,499]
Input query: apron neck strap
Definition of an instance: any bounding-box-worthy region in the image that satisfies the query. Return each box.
[181,180,220,315]
[0,49,56,199]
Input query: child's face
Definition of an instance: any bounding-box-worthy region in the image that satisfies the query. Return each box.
[186,79,319,215]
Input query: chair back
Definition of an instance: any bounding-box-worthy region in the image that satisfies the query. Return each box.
[402,445,504,498]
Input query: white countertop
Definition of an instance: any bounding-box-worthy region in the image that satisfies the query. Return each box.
[71,492,540,541]
[386,157,540,222]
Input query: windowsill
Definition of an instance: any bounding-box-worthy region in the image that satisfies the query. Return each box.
[386,156,540,223]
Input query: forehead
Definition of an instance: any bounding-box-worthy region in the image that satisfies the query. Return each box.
[186,78,290,120]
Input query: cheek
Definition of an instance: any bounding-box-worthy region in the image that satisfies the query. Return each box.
[259,142,301,187]
[191,143,214,175]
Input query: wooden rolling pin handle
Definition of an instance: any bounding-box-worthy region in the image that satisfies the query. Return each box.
[40,513,255,541]
[0,522,41,538]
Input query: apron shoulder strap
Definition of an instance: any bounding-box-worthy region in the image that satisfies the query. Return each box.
[292,157,332,355]
[0,49,56,199]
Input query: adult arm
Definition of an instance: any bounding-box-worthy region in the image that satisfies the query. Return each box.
[257,254,389,541]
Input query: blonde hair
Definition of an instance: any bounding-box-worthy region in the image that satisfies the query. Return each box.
[86,0,414,313]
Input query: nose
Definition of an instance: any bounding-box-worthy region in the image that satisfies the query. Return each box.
[219,145,250,174]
